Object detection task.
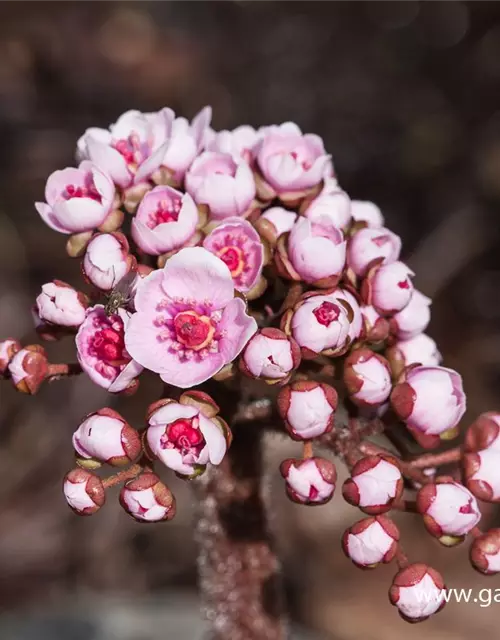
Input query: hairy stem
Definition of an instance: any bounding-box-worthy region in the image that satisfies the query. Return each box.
[193,424,287,640]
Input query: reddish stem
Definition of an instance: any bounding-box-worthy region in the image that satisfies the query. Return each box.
[303,441,313,459]
[102,464,143,489]
[47,363,83,378]
[407,447,463,470]
[392,499,418,513]
[395,544,409,569]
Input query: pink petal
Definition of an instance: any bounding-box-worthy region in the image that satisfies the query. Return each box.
[35,202,71,234]
[134,141,169,184]
[218,297,258,363]
[86,138,131,188]
[133,269,169,313]
[198,413,226,465]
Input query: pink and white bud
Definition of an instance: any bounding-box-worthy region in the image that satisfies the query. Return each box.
[302,178,351,230]
[240,328,300,384]
[386,334,442,378]
[351,200,384,228]
[72,408,141,467]
[120,472,176,523]
[389,564,445,622]
[361,261,415,316]
[83,232,135,291]
[185,151,256,220]
[63,468,105,516]
[360,305,390,343]
[464,412,500,454]
[280,457,336,505]
[343,349,392,407]
[277,380,337,440]
[35,161,115,234]
[342,516,400,568]
[257,206,297,244]
[36,280,88,328]
[203,217,264,293]
[470,529,500,575]
[463,449,500,503]
[391,366,466,446]
[277,217,346,288]
[146,399,230,477]
[416,478,481,545]
[131,186,199,256]
[206,125,259,162]
[342,455,403,515]
[347,227,401,277]
[389,290,432,340]
[329,288,363,343]
[0,338,21,375]
[8,345,48,394]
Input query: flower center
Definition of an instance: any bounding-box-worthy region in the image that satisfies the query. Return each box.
[63,182,101,202]
[90,327,126,364]
[313,301,340,327]
[173,311,215,350]
[147,198,182,229]
[308,485,319,500]
[162,418,205,453]
[397,279,410,289]
[217,246,245,277]
[113,132,147,168]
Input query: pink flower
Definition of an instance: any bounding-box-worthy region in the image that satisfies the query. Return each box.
[470,529,500,575]
[257,206,297,244]
[277,217,346,287]
[185,152,256,220]
[120,473,176,523]
[282,291,353,358]
[146,399,229,477]
[360,305,390,343]
[386,334,442,377]
[255,122,330,197]
[351,200,384,227]
[131,186,198,256]
[391,366,466,445]
[280,457,337,505]
[347,227,401,277]
[342,516,399,568]
[389,564,446,622]
[36,280,88,328]
[390,290,431,340]
[72,408,141,467]
[63,468,105,516]
[35,161,115,234]
[0,338,21,374]
[124,247,257,388]
[76,306,143,393]
[83,233,135,291]
[203,217,263,293]
[240,328,300,383]
[342,455,403,514]
[417,479,481,543]
[343,349,392,407]
[361,261,415,316]
[277,380,337,440]
[77,108,173,188]
[329,288,363,343]
[206,125,259,162]
[8,345,48,394]
[302,178,351,230]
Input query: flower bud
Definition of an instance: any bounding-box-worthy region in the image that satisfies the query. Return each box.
[342,515,399,568]
[470,529,500,575]
[342,455,403,515]
[83,232,135,291]
[146,399,230,477]
[280,457,336,505]
[240,328,300,384]
[462,449,500,503]
[464,412,500,453]
[389,563,445,622]
[257,206,297,244]
[416,478,481,545]
[36,280,88,328]
[63,468,105,516]
[120,472,176,523]
[361,261,414,316]
[0,338,21,375]
[351,200,384,228]
[72,408,141,467]
[385,334,441,378]
[389,290,431,340]
[302,178,351,230]
[347,227,401,277]
[8,345,48,394]
[330,287,363,343]
[360,305,390,343]
[390,366,466,447]
[343,348,392,407]
[277,380,337,440]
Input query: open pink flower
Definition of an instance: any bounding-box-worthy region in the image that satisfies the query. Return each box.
[207,125,259,162]
[36,161,115,234]
[76,305,143,393]
[132,186,198,256]
[203,217,263,293]
[255,122,330,197]
[302,178,351,230]
[185,151,256,220]
[36,280,88,327]
[124,247,257,388]
[83,232,135,291]
[77,108,172,188]
[146,400,229,476]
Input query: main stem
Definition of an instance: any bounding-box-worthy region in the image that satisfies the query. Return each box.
[194,423,287,640]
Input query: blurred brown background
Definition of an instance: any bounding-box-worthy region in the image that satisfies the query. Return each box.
[0,2,500,638]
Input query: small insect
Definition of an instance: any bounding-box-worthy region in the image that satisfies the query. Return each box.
[104,270,137,316]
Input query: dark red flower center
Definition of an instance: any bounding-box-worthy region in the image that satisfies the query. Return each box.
[113,133,145,166]
[63,183,101,202]
[313,301,340,327]
[173,311,214,350]
[91,327,125,363]
[147,198,181,229]
[459,499,475,515]
[309,485,319,500]
[217,246,245,277]
[162,418,205,453]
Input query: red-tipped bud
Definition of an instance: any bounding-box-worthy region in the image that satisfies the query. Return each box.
[239,328,301,384]
[342,455,403,515]
[63,468,105,516]
[280,457,336,505]
[389,563,445,622]
[470,529,500,575]
[0,338,21,375]
[342,515,399,569]
[277,380,337,441]
[343,348,392,407]
[120,472,176,523]
[8,345,48,394]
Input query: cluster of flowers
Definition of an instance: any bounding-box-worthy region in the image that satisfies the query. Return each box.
[1,105,499,624]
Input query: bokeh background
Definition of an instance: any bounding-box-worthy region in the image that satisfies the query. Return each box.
[1,1,500,638]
